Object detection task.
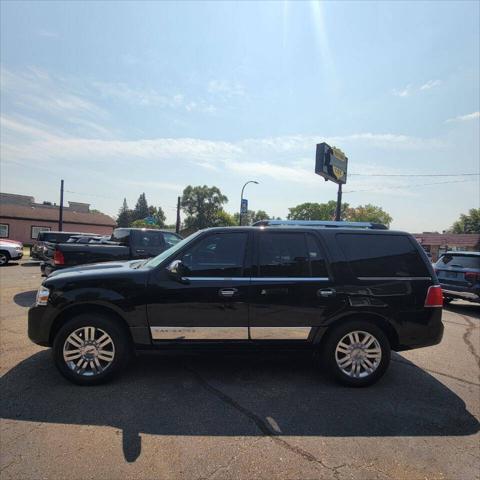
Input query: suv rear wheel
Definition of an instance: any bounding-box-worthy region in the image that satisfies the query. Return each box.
[322,320,391,387]
[52,313,130,385]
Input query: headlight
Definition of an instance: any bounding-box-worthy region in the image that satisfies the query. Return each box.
[36,286,50,306]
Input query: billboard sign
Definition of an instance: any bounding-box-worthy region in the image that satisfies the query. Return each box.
[315,143,348,184]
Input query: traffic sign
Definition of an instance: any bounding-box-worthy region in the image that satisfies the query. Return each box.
[241,199,248,214]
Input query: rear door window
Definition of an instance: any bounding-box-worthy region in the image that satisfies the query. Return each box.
[437,255,480,269]
[258,232,310,277]
[137,231,166,248]
[337,233,429,278]
[306,234,328,277]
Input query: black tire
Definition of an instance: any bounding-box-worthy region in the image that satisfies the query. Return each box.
[52,313,131,386]
[0,251,10,266]
[321,320,391,387]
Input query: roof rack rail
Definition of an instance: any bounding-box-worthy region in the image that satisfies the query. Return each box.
[252,220,388,230]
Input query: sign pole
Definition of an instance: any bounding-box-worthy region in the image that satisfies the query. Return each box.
[335,183,342,221]
[175,196,181,234]
[59,179,64,231]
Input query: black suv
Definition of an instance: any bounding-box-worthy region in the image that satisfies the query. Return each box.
[28,221,443,387]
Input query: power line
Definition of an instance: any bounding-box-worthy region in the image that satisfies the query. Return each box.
[343,178,477,194]
[349,173,479,177]
[65,190,116,200]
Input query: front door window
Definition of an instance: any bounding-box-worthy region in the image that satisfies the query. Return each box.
[181,232,248,277]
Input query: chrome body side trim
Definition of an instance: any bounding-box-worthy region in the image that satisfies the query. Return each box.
[151,326,248,340]
[357,277,432,281]
[184,277,330,282]
[250,327,312,340]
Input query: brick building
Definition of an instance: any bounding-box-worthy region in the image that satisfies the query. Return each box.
[0,193,116,245]
[413,232,480,262]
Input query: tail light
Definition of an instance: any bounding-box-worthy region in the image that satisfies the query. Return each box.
[53,249,65,265]
[465,272,480,283]
[425,285,443,307]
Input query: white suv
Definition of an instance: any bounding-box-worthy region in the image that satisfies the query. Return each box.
[0,240,24,266]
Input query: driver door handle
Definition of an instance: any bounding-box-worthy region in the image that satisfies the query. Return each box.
[318,288,336,297]
[219,288,238,298]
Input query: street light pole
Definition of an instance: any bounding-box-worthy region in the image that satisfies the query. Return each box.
[239,180,259,226]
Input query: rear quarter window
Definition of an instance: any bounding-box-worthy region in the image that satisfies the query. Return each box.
[337,233,430,278]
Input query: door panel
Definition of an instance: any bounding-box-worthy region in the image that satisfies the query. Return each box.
[249,232,340,339]
[146,232,250,340]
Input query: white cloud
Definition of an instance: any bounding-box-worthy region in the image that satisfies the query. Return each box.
[93,81,216,113]
[208,80,245,97]
[393,79,442,97]
[445,111,480,123]
[392,85,412,97]
[1,67,104,116]
[1,112,445,192]
[420,79,442,90]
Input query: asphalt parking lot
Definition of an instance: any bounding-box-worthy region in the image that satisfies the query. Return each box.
[1,260,479,480]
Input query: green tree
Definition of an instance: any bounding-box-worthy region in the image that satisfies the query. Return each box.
[155,206,166,227]
[146,205,167,227]
[287,201,349,220]
[234,209,270,225]
[450,208,480,233]
[131,219,161,229]
[181,185,228,229]
[213,210,237,227]
[345,204,393,227]
[132,193,149,222]
[116,198,132,227]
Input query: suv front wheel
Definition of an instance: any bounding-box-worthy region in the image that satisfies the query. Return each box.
[322,320,391,387]
[52,313,130,385]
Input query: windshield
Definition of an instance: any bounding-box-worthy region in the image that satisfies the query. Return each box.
[143,231,201,268]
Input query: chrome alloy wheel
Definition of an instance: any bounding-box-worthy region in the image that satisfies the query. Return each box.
[335,330,382,378]
[63,326,115,376]
[0,254,7,266]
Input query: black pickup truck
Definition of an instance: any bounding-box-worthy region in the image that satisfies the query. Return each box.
[31,231,97,260]
[41,228,182,276]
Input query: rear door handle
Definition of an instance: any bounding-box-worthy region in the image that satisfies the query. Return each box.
[219,288,238,298]
[318,288,336,297]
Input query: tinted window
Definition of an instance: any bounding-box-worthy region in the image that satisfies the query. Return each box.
[306,234,328,277]
[111,229,130,243]
[436,254,480,270]
[258,232,309,277]
[40,232,72,243]
[137,231,166,248]
[337,234,429,278]
[163,232,182,248]
[181,233,247,277]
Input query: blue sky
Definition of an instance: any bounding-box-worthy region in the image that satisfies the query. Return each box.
[1,0,479,231]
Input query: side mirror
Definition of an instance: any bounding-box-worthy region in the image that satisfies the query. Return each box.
[166,260,190,284]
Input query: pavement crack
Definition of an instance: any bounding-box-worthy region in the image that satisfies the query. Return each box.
[198,437,263,480]
[184,364,346,478]
[392,358,480,387]
[458,313,480,376]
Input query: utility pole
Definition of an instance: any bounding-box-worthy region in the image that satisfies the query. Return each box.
[335,183,342,221]
[175,196,181,234]
[59,179,64,231]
